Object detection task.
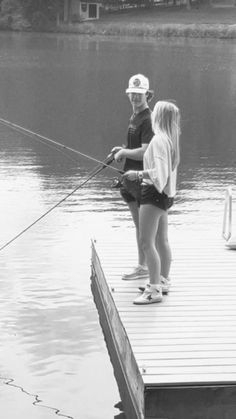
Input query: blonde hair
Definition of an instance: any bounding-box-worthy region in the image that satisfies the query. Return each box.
[151,101,180,170]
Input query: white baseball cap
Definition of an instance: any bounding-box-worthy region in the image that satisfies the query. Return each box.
[126,74,150,94]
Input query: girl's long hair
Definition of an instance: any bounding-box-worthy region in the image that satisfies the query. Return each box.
[151,101,181,170]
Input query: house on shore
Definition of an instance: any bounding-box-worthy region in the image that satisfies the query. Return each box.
[63,0,101,22]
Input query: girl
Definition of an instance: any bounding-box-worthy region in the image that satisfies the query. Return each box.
[123,101,181,304]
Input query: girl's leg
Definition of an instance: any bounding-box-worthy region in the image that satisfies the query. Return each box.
[127,201,145,266]
[155,212,172,278]
[139,204,164,284]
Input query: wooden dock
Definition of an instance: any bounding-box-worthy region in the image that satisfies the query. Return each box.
[90,228,236,419]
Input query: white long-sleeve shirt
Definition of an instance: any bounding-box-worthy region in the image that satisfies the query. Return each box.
[143,132,177,197]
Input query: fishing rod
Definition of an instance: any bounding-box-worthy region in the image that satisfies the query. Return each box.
[0,117,122,174]
[0,153,115,252]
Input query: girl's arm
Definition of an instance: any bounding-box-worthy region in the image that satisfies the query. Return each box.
[123,156,168,193]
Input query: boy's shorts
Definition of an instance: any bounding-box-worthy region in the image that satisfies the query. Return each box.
[120,178,141,205]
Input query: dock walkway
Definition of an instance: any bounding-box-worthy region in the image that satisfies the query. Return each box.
[91,228,236,419]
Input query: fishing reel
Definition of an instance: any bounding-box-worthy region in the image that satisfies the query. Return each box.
[111,177,123,189]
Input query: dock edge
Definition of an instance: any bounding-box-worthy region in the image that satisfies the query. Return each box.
[90,239,144,419]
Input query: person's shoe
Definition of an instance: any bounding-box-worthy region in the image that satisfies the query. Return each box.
[133,284,163,305]
[122,265,149,281]
[138,276,171,294]
[161,277,171,294]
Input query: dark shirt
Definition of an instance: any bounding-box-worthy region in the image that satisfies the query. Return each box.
[123,108,153,172]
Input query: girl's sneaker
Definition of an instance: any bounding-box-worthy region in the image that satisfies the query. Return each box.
[138,276,171,294]
[133,284,163,305]
[122,265,149,281]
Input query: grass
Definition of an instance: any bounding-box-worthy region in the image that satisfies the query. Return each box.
[99,4,236,25]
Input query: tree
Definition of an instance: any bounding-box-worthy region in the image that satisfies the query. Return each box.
[1,0,21,13]
[19,0,63,23]
[186,0,191,10]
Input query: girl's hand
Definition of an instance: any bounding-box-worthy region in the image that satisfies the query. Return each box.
[123,170,138,181]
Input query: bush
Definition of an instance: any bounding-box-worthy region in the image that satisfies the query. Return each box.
[71,13,83,23]
[31,10,48,28]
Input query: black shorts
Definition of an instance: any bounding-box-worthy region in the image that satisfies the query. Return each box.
[140,184,174,211]
[120,178,141,205]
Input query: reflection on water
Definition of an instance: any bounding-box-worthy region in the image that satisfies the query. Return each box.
[0,32,236,419]
[114,402,126,419]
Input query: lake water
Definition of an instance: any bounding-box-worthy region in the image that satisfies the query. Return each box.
[0,32,236,419]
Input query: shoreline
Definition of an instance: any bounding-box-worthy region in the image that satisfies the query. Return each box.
[54,21,236,39]
[1,22,236,40]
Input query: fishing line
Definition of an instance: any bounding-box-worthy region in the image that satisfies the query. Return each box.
[0,117,122,174]
[0,157,114,252]
[1,376,74,418]
[1,120,83,165]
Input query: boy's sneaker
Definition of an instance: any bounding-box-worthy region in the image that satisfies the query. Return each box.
[133,284,163,305]
[122,265,149,281]
[138,276,171,294]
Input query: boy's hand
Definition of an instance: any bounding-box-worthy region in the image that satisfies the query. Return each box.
[110,146,123,154]
[114,148,127,163]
